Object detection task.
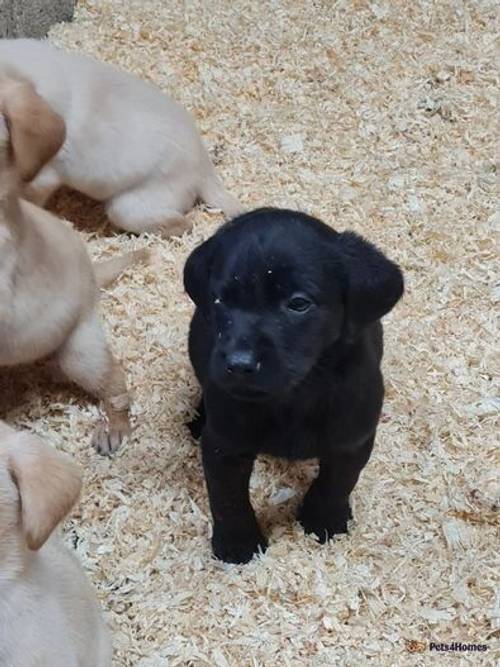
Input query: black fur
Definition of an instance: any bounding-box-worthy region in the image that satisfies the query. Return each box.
[184,208,404,563]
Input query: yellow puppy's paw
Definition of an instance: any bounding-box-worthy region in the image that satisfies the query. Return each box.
[91,419,130,456]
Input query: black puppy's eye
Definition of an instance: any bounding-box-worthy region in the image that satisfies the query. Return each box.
[287,296,313,313]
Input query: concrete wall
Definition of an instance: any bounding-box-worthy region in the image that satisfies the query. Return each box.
[0,0,76,39]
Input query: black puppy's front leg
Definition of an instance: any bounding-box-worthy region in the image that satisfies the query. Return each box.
[202,436,267,564]
[298,435,374,543]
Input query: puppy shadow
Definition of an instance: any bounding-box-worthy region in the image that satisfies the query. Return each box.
[0,363,96,425]
[256,457,318,533]
[47,188,116,237]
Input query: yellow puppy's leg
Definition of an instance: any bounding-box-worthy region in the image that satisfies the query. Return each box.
[56,310,131,455]
[23,166,62,206]
[105,184,192,237]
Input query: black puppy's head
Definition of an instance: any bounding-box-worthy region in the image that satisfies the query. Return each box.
[184,208,403,400]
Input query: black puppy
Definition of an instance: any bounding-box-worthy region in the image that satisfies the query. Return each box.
[184,208,403,564]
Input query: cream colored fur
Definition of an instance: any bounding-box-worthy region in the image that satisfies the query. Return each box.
[0,422,111,667]
[0,70,147,454]
[0,38,243,236]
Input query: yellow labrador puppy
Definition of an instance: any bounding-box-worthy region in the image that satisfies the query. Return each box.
[0,38,243,237]
[0,69,147,454]
[0,421,112,667]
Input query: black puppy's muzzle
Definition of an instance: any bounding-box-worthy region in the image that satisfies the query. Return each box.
[225,349,261,376]
[210,311,283,398]
[212,343,271,399]
[222,348,267,399]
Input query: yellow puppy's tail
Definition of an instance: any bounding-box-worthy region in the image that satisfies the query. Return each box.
[93,248,150,288]
[200,175,243,219]
[199,151,244,219]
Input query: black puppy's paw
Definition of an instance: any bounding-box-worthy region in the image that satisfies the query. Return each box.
[212,525,268,564]
[298,502,353,544]
[188,400,206,440]
[188,414,203,440]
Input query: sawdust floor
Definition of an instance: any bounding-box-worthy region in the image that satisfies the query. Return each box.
[3,1,498,665]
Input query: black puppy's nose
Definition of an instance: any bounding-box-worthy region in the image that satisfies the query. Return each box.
[226,350,259,375]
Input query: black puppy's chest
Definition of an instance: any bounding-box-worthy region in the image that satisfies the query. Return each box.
[206,390,330,460]
[261,409,328,460]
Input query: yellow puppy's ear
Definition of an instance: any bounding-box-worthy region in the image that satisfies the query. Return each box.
[2,78,65,182]
[8,434,82,550]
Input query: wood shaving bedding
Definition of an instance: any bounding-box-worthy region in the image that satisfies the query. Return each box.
[2,1,498,664]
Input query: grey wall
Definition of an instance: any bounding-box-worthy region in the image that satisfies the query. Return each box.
[0,0,76,38]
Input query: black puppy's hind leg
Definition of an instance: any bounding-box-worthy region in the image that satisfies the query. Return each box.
[188,397,206,440]
[298,435,375,543]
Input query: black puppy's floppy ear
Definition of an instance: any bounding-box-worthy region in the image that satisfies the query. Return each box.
[184,236,215,311]
[334,231,404,340]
